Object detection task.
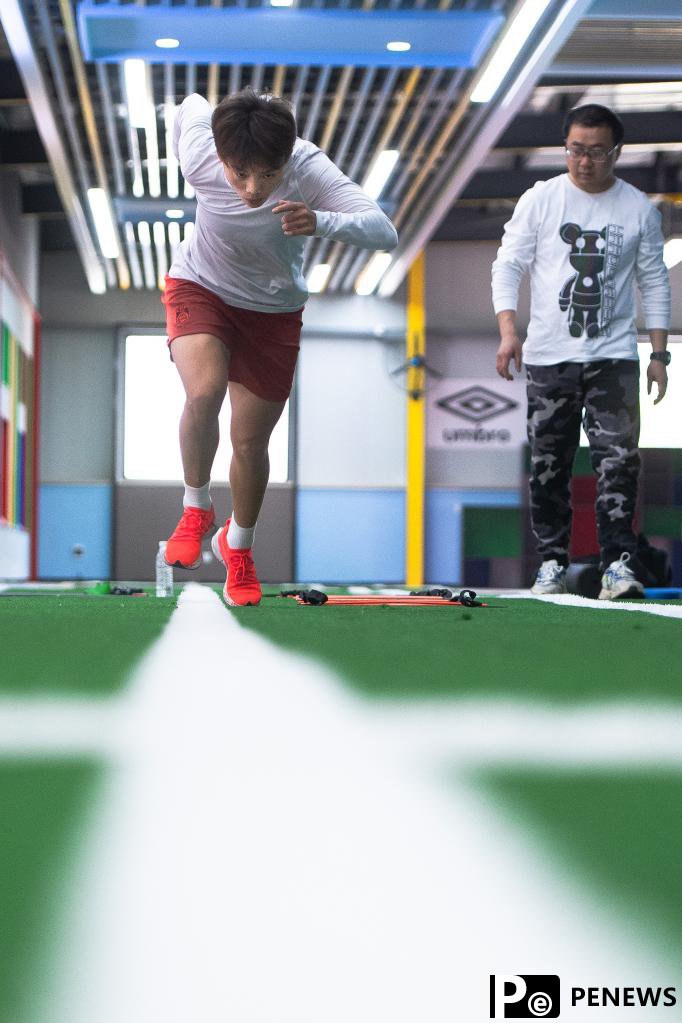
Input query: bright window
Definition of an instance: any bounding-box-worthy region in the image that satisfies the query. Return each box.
[580,342,680,449]
[122,334,289,481]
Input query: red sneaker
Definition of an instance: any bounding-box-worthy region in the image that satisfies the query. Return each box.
[165,505,216,569]
[210,519,262,606]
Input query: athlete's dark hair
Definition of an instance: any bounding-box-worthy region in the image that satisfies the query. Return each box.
[562,104,624,147]
[211,88,297,169]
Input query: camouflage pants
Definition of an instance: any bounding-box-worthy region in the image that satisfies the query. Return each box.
[526,359,640,566]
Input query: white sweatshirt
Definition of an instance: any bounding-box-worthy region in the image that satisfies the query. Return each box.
[491,174,671,364]
[169,94,398,312]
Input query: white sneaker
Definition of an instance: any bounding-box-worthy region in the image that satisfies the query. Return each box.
[599,552,644,600]
[531,559,568,594]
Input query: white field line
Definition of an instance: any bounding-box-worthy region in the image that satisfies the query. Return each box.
[0,697,122,756]
[497,590,682,619]
[40,584,680,1023]
[366,700,682,768]
[1,694,682,768]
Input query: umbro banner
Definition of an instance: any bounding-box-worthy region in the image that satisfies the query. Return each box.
[427,376,527,450]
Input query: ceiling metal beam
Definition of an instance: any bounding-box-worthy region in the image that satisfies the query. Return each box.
[583,0,682,19]
[547,62,682,80]
[0,60,26,104]
[77,4,504,68]
[40,220,78,252]
[498,110,682,150]
[0,129,46,165]
[433,200,682,242]
[0,0,105,293]
[431,207,512,242]
[460,164,682,202]
[22,183,64,215]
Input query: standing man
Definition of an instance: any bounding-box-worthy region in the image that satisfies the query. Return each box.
[162,89,397,605]
[492,104,671,600]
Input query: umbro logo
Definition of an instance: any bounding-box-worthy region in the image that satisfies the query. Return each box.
[436,385,518,423]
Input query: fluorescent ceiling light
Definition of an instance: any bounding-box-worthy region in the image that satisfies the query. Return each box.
[355,252,392,296]
[386,41,411,52]
[362,149,399,200]
[168,221,182,263]
[145,116,161,198]
[137,220,156,289]
[164,103,179,199]
[165,209,184,219]
[663,237,682,270]
[470,0,552,104]
[184,221,195,242]
[155,38,180,49]
[123,58,153,129]
[87,187,120,259]
[153,221,168,290]
[270,0,294,6]
[123,221,144,289]
[307,263,332,294]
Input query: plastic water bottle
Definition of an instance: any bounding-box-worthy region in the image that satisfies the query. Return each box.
[155,541,173,597]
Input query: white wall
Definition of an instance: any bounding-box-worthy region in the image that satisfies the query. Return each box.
[39,328,116,482]
[297,337,406,487]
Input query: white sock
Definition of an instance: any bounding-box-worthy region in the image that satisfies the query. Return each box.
[183,482,211,510]
[227,516,255,549]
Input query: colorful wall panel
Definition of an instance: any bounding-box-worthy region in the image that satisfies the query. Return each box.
[0,251,39,578]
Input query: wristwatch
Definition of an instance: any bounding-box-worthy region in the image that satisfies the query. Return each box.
[650,351,671,366]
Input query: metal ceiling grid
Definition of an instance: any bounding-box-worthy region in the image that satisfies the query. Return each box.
[12,0,516,295]
[558,19,682,72]
[5,0,681,297]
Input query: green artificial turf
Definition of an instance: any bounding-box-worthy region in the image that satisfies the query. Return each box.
[0,593,177,694]
[236,597,682,703]
[472,768,682,954]
[0,761,101,1023]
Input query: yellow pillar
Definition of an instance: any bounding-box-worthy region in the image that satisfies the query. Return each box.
[405,251,425,587]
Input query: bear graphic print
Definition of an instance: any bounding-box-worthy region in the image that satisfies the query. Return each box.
[559,221,624,339]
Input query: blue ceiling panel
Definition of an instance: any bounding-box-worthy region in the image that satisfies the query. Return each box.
[77,3,504,68]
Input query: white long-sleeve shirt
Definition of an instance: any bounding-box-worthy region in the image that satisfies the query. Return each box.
[491,173,671,364]
[169,94,398,312]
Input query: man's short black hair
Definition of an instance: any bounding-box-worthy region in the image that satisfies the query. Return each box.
[562,104,624,147]
[212,88,296,170]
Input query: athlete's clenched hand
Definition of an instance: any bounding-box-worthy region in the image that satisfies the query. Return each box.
[273,201,317,236]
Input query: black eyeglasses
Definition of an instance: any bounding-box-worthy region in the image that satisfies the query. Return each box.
[564,144,618,163]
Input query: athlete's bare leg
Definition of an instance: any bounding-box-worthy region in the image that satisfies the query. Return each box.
[228,380,286,528]
[170,334,230,487]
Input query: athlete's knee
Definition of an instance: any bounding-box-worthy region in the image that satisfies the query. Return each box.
[184,385,225,419]
[231,429,270,463]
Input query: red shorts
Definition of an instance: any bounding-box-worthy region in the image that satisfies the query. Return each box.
[162,275,303,402]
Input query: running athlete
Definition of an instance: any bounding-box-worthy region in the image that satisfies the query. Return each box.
[162,89,398,605]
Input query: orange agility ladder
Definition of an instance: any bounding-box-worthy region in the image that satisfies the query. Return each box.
[279,588,486,607]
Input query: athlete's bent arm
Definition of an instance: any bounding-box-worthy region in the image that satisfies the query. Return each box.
[295,147,398,250]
